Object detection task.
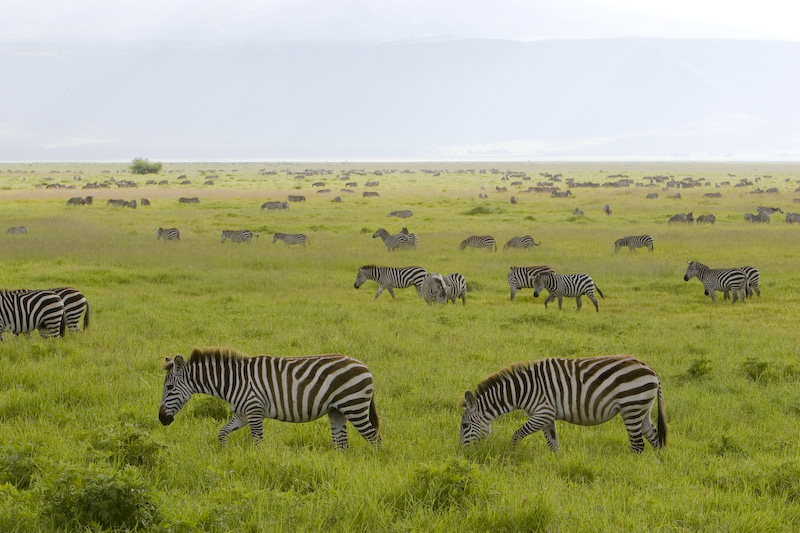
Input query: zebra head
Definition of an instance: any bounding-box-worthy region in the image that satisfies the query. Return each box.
[684,261,703,282]
[354,267,371,289]
[460,391,491,445]
[531,273,549,298]
[373,228,388,240]
[159,355,193,426]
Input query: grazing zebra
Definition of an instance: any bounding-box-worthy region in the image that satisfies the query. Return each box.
[363,191,380,197]
[532,272,604,312]
[721,266,760,300]
[287,195,306,202]
[507,265,555,301]
[460,355,667,453]
[668,212,693,224]
[504,236,541,250]
[573,208,584,216]
[510,196,518,205]
[272,233,309,247]
[178,197,200,204]
[757,206,783,215]
[444,273,467,305]
[261,201,289,210]
[7,226,27,235]
[373,228,416,251]
[646,192,659,199]
[221,230,259,244]
[388,210,413,218]
[157,227,181,241]
[604,204,612,215]
[354,265,427,300]
[460,235,496,252]
[696,214,716,224]
[9,287,86,331]
[421,273,449,305]
[683,261,746,303]
[751,212,771,223]
[159,347,381,449]
[107,199,128,207]
[744,213,756,222]
[614,235,654,253]
[0,290,66,340]
[786,212,800,224]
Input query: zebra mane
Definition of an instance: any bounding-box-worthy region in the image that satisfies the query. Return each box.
[188,346,251,365]
[472,362,529,399]
[359,264,380,270]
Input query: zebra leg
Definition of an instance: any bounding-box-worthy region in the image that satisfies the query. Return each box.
[707,289,717,303]
[512,413,555,447]
[620,410,647,453]
[218,414,250,446]
[328,408,350,450]
[510,286,517,301]
[557,296,563,310]
[341,405,381,448]
[589,294,599,312]
[575,295,582,310]
[642,411,662,450]
[723,291,730,300]
[542,421,559,452]
[387,287,396,299]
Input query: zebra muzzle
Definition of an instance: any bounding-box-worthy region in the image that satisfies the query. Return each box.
[159,405,174,425]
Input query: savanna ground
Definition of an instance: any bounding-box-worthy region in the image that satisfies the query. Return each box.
[0,161,799,532]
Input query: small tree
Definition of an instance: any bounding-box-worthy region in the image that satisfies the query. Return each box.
[129,158,162,175]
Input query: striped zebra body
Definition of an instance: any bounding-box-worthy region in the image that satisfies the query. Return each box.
[221,230,258,244]
[7,226,27,235]
[668,212,693,224]
[444,273,467,305]
[504,235,540,250]
[159,347,381,449]
[614,235,654,253]
[0,290,65,340]
[757,206,783,215]
[287,195,306,202]
[460,355,667,453]
[460,235,496,252]
[421,273,449,305]
[683,261,746,303]
[696,214,716,224]
[388,210,413,218]
[604,204,612,215]
[507,265,555,301]
[157,227,180,241]
[272,233,309,247]
[51,287,89,331]
[751,212,771,223]
[786,212,800,224]
[354,265,427,300]
[262,201,289,210]
[722,266,760,299]
[373,228,416,251]
[573,209,584,216]
[533,272,604,312]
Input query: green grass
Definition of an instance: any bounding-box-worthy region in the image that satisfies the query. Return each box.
[0,162,799,531]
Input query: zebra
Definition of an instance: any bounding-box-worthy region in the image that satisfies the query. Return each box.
[9,287,88,332]
[460,235,496,252]
[460,355,667,453]
[604,204,612,215]
[573,208,584,216]
[388,210,413,218]
[668,212,693,224]
[786,212,800,224]
[507,265,555,301]
[7,226,27,235]
[614,235,654,253]
[504,236,541,250]
[0,290,66,340]
[222,230,259,244]
[261,201,289,210]
[744,213,756,222]
[696,214,716,224]
[751,212,771,223]
[287,195,306,202]
[178,197,200,204]
[683,261,746,303]
[157,227,181,241]
[159,347,381,449]
[720,266,760,300]
[444,273,467,305]
[354,265,427,300]
[107,199,127,207]
[646,192,659,199]
[532,272,605,312]
[421,273,449,305]
[272,233,309,247]
[373,228,416,251]
[757,206,783,215]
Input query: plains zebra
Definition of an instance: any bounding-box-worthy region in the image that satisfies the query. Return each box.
[460,235,496,252]
[261,201,289,210]
[354,265,427,300]
[614,235,654,253]
[668,212,693,224]
[504,236,541,250]
[507,265,555,301]
[572,208,584,216]
[751,212,771,223]
[757,206,783,215]
[744,213,756,222]
[0,290,65,340]
[646,192,659,199]
[287,195,306,202]
[696,214,716,224]
[604,204,612,215]
[683,261,746,303]
[7,226,27,235]
[444,273,467,305]
[373,228,415,251]
[178,197,200,204]
[272,233,309,247]
[159,347,381,449]
[388,210,413,218]
[51,287,89,331]
[460,355,667,453]
[157,228,181,241]
[786,212,800,224]
[421,273,449,305]
[532,272,604,312]
[721,266,760,299]
[222,230,258,244]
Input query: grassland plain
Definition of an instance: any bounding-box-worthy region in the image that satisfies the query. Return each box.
[0,162,799,531]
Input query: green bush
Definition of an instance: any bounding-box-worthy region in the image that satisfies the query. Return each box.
[462,205,503,215]
[87,422,165,469]
[129,158,163,175]
[0,444,39,490]
[395,457,486,512]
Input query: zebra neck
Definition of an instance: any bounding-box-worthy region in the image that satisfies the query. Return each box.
[476,391,517,421]
[188,361,245,403]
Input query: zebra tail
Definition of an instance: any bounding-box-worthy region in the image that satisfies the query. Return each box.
[533,240,541,246]
[59,312,67,338]
[369,397,380,432]
[84,302,90,329]
[657,383,668,448]
[595,285,605,299]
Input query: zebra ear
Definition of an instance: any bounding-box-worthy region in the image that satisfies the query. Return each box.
[464,391,477,411]
[173,355,185,370]
[163,357,174,371]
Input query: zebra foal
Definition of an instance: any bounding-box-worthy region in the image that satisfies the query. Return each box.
[533,272,604,312]
[460,355,667,453]
[157,228,180,242]
[614,235,654,253]
[683,261,746,303]
[373,228,416,251]
[7,226,27,235]
[159,347,381,449]
[222,230,259,244]
[504,235,541,250]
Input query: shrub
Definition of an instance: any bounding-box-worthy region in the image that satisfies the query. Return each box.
[0,444,39,490]
[129,158,163,175]
[741,358,776,383]
[686,358,713,380]
[467,494,554,532]
[87,422,165,469]
[395,457,487,513]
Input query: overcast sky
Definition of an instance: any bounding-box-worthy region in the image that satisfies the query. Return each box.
[1,1,799,161]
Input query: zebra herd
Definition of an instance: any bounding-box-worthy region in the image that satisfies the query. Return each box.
[683,261,760,303]
[0,287,89,340]
[157,228,308,247]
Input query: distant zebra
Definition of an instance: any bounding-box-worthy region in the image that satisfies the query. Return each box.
[460,235,496,252]
[287,195,306,202]
[572,209,584,216]
[388,210,413,218]
[504,236,540,250]
[444,272,467,305]
[261,201,289,210]
[532,272,604,312]
[7,226,27,235]
[157,227,181,241]
[0,290,65,340]
[363,191,380,198]
[354,265,427,300]
[614,235,654,253]
[507,265,555,301]
[668,212,693,224]
[107,199,127,207]
[460,355,667,453]
[751,212,771,223]
[421,273,449,305]
[646,192,659,199]
[604,204,612,215]
[757,206,783,215]
[744,213,756,222]
[159,347,381,449]
[272,233,309,247]
[373,228,415,251]
[786,212,800,224]
[221,230,259,244]
[683,261,746,303]
[178,197,200,204]
[696,214,716,224]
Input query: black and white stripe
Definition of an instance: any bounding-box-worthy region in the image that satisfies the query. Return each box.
[696,214,716,224]
[460,355,667,453]
[443,273,467,305]
[261,201,289,210]
[388,210,413,218]
[786,212,800,224]
[221,230,259,244]
[159,347,381,449]
[723,266,760,299]
[0,290,65,340]
[757,206,783,215]
[272,233,309,247]
[532,272,604,312]
[7,226,27,235]
[683,261,746,303]
[354,265,427,300]
[51,287,89,331]
[157,227,181,241]
[668,213,693,224]
[614,235,654,253]
[460,235,496,252]
[507,265,555,301]
[504,235,541,250]
[373,228,416,251]
[421,273,449,305]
